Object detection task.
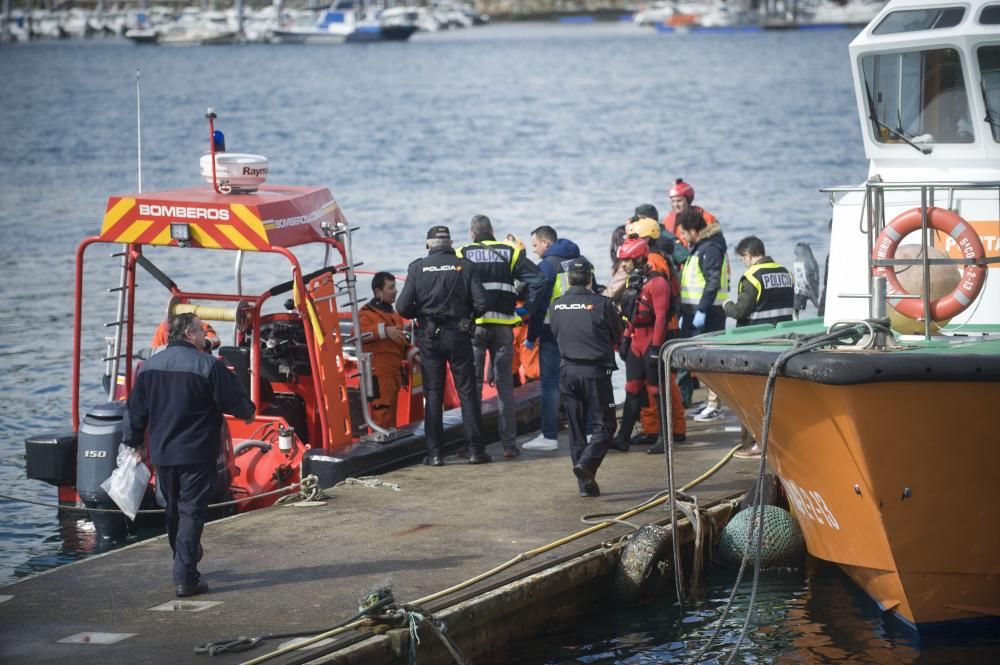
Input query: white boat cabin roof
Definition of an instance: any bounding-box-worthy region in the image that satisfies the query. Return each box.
[848,0,1000,173]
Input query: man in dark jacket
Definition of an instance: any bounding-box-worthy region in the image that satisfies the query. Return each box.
[549,257,623,497]
[724,236,794,458]
[725,236,795,327]
[396,225,491,466]
[522,226,583,452]
[676,209,729,337]
[458,214,545,458]
[676,209,730,422]
[126,313,255,597]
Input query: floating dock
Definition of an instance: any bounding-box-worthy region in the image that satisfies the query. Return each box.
[1,409,755,665]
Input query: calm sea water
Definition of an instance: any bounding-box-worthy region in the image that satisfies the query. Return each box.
[6,21,990,663]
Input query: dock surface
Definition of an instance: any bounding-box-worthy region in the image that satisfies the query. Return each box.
[1,415,756,665]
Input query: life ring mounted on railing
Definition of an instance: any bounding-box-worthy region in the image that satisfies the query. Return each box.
[872,206,987,321]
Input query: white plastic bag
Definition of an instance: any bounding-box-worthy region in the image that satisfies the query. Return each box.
[100,444,151,521]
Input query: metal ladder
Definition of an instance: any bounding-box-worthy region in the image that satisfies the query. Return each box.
[327,221,404,443]
[102,243,131,401]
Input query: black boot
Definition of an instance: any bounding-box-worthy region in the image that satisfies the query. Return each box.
[468,450,492,464]
[614,393,642,451]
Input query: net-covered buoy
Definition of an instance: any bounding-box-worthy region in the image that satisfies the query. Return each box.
[718,505,804,568]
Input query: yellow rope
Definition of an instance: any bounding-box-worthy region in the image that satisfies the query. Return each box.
[239,444,741,665]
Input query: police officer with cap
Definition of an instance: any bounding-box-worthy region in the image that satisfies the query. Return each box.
[397,225,491,466]
[548,256,624,497]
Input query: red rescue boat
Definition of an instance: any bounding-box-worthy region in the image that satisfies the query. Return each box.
[24,112,540,538]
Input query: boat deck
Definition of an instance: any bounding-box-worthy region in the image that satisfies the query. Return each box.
[0,414,756,665]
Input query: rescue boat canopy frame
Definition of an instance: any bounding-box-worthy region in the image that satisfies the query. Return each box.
[71,185,353,449]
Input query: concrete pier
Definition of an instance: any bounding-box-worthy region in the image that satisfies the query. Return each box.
[0,411,757,665]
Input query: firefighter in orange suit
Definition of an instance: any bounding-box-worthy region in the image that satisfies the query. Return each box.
[359,272,416,429]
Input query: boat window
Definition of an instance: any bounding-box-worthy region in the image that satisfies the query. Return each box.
[873,6,965,34]
[980,5,1000,23]
[979,45,1000,141]
[862,48,974,145]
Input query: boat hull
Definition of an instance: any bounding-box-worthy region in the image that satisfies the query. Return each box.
[696,371,1000,628]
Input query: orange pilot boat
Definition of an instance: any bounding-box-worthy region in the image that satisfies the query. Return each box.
[665,0,1000,630]
[23,111,539,538]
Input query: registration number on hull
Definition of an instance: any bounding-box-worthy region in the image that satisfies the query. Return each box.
[781,478,840,530]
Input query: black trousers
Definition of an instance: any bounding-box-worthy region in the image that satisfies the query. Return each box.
[157,463,216,586]
[560,363,616,480]
[418,327,484,457]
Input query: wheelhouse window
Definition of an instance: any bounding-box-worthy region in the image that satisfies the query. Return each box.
[862,48,974,145]
[980,4,1000,24]
[979,45,1000,142]
[873,6,965,34]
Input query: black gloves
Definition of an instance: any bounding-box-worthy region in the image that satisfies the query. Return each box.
[618,336,631,362]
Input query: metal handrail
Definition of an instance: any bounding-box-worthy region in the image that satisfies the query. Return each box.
[821,180,1000,192]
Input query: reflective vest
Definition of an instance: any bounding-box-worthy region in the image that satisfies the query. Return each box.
[738,261,795,326]
[542,255,573,325]
[457,239,521,325]
[680,248,729,307]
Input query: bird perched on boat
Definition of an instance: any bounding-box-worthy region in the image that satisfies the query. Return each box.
[792,242,821,314]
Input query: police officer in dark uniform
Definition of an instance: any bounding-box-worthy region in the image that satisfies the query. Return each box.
[724,236,794,458]
[548,257,624,497]
[396,225,491,466]
[724,236,795,327]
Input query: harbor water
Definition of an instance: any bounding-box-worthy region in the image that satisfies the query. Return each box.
[508,559,1000,664]
[2,20,994,663]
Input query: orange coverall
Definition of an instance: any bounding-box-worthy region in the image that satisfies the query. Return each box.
[359,300,409,429]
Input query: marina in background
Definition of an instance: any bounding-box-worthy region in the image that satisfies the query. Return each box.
[0,1,889,43]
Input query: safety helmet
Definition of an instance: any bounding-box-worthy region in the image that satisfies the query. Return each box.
[626,216,661,240]
[669,178,694,202]
[617,237,649,260]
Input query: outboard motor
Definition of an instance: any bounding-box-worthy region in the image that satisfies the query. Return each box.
[76,401,129,540]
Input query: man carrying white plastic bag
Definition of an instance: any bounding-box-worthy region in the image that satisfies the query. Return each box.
[124,313,255,598]
[100,443,151,521]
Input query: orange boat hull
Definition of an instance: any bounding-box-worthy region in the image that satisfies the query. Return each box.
[699,372,1000,627]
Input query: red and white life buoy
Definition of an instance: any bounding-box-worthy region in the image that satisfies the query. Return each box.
[872,207,987,321]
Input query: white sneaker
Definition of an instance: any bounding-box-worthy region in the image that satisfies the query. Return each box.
[522,434,559,451]
[693,407,724,423]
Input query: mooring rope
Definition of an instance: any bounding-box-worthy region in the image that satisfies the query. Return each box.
[335,476,402,492]
[683,322,876,664]
[655,333,791,606]
[237,448,742,665]
[0,475,320,514]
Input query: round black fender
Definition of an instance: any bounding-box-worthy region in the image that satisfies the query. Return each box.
[613,524,673,603]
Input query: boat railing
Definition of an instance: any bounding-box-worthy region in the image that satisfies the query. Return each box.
[820,180,1000,340]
